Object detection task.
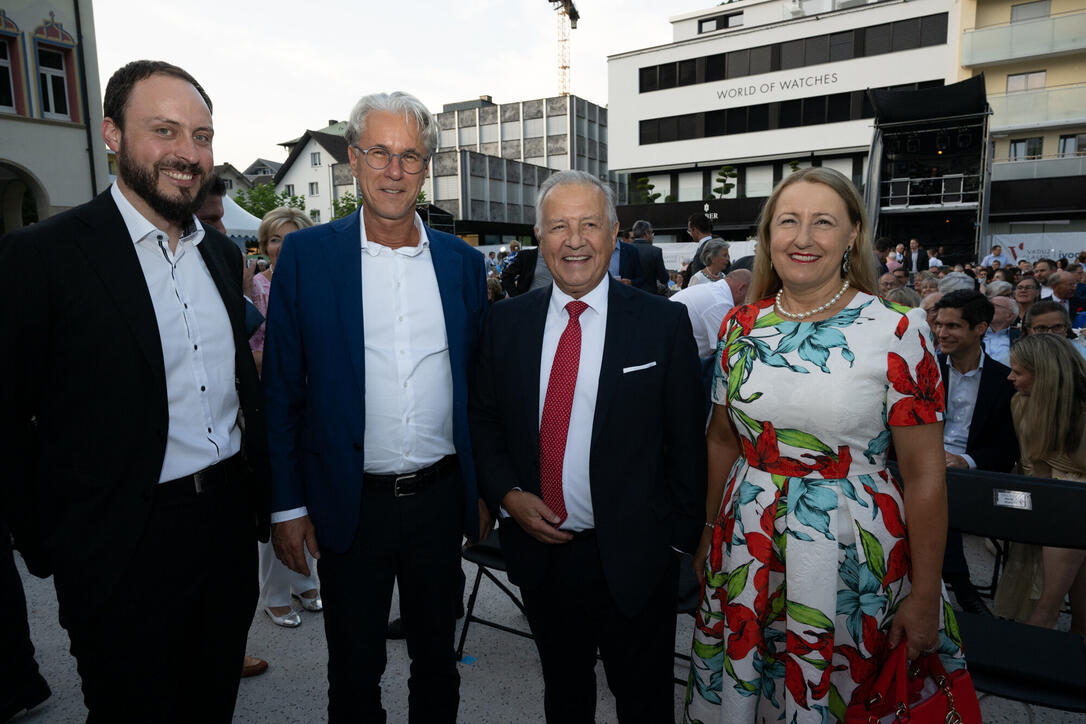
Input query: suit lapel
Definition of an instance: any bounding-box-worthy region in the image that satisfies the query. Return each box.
[73,192,165,382]
[969,355,998,448]
[592,279,633,448]
[325,212,367,398]
[428,229,464,374]
[196,233,245,343]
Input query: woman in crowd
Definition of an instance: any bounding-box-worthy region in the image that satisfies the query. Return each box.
[1014,276,1041,328]
[688,239,730,286]
[251,207,322,627]
[995,334,1086,636]
[685,167,964,724]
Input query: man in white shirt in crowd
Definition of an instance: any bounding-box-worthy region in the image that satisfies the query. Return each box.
[671,269,752,359]
[1033,257,1057,298]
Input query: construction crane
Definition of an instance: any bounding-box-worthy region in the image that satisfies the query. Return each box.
[549,1,579,96]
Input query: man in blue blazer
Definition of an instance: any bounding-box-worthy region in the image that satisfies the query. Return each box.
[263,92,490,723]
[470,170,706,722]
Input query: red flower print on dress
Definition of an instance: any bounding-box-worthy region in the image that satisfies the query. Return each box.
[887,334,945,425]
[741,421,821,477]
[894,314,910,339]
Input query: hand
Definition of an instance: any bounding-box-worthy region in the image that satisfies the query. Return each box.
[619,278,633,285]
[693,526,713,589]
[242,257,256,299]
[477,498,494,542]
[272,515,320,576]
[501,490,573,544]
[888,592,940,662]
[945,453,968,469]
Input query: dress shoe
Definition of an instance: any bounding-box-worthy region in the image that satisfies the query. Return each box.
[240,655,268,678]
[293,590,323,612]
[264,606,302,628]
[949,577,993,616]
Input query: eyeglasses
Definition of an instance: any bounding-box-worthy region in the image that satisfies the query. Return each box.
[1030,324,1067,334]
[351,145,429,174]
[1015,284,1038,291]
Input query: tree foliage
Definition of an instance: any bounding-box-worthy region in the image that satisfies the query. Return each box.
[713,165,737,198]
[233,184,305,220]
[332,192,361,220]
[635,177,661,204]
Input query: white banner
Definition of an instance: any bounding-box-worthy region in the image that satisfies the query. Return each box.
[990,233,1086,263]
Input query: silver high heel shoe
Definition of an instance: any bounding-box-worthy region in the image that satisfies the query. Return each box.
[264,606,302,628]
[293,591,323,612]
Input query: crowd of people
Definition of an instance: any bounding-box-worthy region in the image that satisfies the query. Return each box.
[2,58,1085,724]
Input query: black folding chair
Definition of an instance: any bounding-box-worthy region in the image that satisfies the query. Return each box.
[456,526,533,662]
[945,467,1086,712]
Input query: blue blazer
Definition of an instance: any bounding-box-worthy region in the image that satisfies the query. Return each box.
[263,211,488,552]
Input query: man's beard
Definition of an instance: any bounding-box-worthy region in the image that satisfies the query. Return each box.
[117,143,210,225]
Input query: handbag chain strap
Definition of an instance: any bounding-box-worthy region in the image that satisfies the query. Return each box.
[890,672,963,724]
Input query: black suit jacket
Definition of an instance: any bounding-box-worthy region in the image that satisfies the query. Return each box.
[631,239,667,294]
[903,251,929,273]
[469,278,707,618]
[937,352,1018,473]
[0,191,269,625]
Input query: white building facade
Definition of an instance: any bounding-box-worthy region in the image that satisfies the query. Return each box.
[0,2,109,230]
[273,132,354,225]
[607,0,960,239]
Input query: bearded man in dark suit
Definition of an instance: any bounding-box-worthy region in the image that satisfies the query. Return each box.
[0,60,267,723]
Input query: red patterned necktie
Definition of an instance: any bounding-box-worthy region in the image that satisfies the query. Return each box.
[539,300,588,525]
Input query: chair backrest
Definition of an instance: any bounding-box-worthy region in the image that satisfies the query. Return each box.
[944,467,1086,549]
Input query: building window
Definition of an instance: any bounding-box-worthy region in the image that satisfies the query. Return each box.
[1011,0,1050,23]
[1009,137,1043,160]
[309,182,319,196]
[223,178,233,189]
[0,40,14,113]
[310,151,321,166]
[284,184,295,196]
[698,12,742,33]
[1058,133,1086,156]
[1006,71,1045,93]
[309,209,320,222]
[38,47,69,119]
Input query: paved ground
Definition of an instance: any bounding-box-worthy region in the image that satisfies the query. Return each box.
[11,534,1085,723]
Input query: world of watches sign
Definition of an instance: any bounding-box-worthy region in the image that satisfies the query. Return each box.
[715,71,841,101]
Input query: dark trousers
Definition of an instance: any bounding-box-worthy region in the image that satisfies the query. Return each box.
[319,469,464,724]
[520,535,678,724]
[0,517,49,715]
[63,466,257,724]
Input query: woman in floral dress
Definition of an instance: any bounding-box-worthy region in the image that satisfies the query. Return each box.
[684,168,966,723]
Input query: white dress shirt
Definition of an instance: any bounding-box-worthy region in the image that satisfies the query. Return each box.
[670,278,735,359]
[943,353,983,469]
[111,184,241,483]
[983,327,1012,366]
[538,276,609,531]
[271,213,455,523]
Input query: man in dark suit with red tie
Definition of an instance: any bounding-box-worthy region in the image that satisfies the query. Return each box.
[470,170,707,723]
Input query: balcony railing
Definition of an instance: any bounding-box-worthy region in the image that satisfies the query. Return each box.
[879,174,981,210]
[991,153,1086,181]
[989,83,1086,131]
[962,10,1086,66]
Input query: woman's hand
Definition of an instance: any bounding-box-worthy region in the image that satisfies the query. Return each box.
[693,526,714,588]
[888,592,941,661]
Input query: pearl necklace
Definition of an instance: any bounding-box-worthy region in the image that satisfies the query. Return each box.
[775,280,850,320]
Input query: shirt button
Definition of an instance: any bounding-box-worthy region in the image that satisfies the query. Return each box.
[200,386,206,392]
[193,344,198,351]
[398,316,404,322]
[403,381,408,388]
[207,427,212,433]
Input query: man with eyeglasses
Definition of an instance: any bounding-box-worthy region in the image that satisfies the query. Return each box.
[263,91,491,723]
[1024,301,1086,360]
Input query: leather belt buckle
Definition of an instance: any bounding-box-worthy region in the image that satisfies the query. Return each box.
[393,473,418,497]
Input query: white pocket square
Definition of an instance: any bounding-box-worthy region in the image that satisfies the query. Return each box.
[622,361,657,374]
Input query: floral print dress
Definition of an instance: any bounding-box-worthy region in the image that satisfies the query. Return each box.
[684,292,967,724]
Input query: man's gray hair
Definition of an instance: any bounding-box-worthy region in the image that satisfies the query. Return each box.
[631,219,653,239]
[938,271,977,294]
[534,170,618,231]
[700,239,730,266]
[344,91,438,154]
[984,280,1013,299]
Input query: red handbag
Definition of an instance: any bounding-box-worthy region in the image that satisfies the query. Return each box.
[845,643,981,724]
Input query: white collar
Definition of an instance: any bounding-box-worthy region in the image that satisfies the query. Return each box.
[549,274,609,318]
[110,183,203,246]
[360,211,429,257]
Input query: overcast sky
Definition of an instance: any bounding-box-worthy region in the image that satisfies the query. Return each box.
[92,0,708,169]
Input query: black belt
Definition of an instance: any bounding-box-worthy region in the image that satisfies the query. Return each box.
[364,455,457,497]
[157,457,233,500]
[568,528,595,542]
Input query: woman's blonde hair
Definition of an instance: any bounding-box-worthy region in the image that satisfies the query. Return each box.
[749,167,876,302]
[258,206,312,256]
[1010,333,1086,459]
